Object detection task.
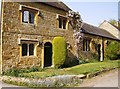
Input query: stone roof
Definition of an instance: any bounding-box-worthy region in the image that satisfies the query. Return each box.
[37,0,71,11]
[81,22,120,41]
[99,20,120,31]
[108,22,120,31]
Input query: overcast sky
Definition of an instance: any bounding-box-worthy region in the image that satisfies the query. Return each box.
[62,0,119,26]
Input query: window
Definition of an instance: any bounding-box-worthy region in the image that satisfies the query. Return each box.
[22,10,35,24]
[22,43,35,56]
[20,5,39,25]
[22,44,27,56]
[59,16,67,29]
[29,44,34,55]
[83,39,90,51]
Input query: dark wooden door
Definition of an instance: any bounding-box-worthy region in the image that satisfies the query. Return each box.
[44,42,52,67]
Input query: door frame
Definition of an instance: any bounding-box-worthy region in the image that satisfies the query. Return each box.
[98,44,101,61]
[41,40,52,68]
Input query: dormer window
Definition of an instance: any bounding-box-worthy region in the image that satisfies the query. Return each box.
[22,10,35,24]
[58,15,68,29]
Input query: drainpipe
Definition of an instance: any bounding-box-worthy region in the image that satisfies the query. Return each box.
[100,38,104,62]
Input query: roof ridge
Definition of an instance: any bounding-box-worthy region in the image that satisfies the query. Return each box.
[38,0,71,11]
[81,22,120,41]
[108,21,120,31]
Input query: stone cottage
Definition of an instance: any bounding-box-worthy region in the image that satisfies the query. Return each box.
[80,22,120,62]
[0,1,119,73]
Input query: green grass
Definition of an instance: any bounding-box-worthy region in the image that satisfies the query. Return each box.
[19,60,120,79]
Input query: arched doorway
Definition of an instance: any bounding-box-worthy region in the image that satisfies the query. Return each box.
[44,42,52,67]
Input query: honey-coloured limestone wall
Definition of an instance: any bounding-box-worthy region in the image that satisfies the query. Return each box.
[1,2,76,71]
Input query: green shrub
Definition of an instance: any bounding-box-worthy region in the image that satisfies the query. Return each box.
[52,37,67,68]
[79,59,88,64]
[78,52,99,64]
[88,53,99,63]
[3,68,19,77]
[63,57,79,68]
[105,41,120,60]
[3,66,43,77]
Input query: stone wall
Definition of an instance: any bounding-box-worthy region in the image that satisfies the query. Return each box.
[78,34,106,62]
[2,2,76,71]
[1,2,105,71]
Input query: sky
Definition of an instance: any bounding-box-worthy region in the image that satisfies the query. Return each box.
[118,1,120,21]
[0,0,119,26]
[61,0,119,26]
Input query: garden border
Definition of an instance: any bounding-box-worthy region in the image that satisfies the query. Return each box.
[1,67,118,87]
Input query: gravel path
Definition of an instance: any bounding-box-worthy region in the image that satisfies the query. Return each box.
[0,77,21,88]
[79,68,119,87]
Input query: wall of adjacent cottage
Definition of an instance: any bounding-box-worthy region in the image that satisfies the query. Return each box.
[99,21,120,39]
[118,31,120,39]
[0,24,1,74]
[78,34,106,62]
[2,2,76,71]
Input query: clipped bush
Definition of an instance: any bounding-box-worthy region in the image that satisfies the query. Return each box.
[105,41,120,60]
[52,37,67,68]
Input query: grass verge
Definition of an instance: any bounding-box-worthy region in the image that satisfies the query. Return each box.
[2,60,120,87]
[19,60,120,79]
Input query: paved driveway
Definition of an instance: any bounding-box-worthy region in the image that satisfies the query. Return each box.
[79,68,119,87]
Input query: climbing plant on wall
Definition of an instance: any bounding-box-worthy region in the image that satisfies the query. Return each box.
[67,11,83,58]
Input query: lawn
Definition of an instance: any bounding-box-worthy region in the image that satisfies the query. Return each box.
[19,60,120,79]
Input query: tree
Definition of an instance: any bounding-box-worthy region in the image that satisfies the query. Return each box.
[109,19,120,28]
[105,19,120,60]
[109,19,118,26]
[105,41,120,60]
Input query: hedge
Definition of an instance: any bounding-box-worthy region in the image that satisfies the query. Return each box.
[52,37,67,68]
[105,41,120,60]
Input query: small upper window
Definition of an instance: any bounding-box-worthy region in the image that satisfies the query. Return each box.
[59,16,68,29]
[63,19,67,29]
[22,10,35,24]
[19,5,40,25]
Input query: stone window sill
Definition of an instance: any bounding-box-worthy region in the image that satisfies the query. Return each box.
[58,28,67,31]
[21,56,37,58]
[22,22,36,26]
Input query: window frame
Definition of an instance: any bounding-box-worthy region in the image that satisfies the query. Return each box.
[83,38,90,51]
[21,42,36,57]
[22,43,28,56]
[20,5,39,25]
[58,15,68,30]
[22,10,35,24]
